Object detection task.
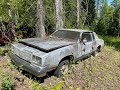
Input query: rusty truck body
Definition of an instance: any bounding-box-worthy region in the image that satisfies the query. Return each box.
[9,29,104,77]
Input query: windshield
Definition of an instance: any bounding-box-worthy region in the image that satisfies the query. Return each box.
[51,30,80,40]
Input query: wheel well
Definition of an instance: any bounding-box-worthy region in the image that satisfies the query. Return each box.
[97,45,101,49]
[60,55,74,63]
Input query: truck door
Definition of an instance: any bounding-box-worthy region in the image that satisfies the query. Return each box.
[92,32,97,51]
[81,32,93,55]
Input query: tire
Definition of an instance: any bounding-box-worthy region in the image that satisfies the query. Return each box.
[97,46,101,52]
[92,50,98,56]
[92,47,101,57]
[97,48,101,52]
[54,60,69,78]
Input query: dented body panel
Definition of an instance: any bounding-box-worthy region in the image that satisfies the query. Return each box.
[9,29,104,77]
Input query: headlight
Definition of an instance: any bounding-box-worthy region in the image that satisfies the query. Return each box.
[32,55,42,65]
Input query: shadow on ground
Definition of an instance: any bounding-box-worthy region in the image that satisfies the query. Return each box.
[20,70,55,83]
[11,56,90,85]
[11,60,56,84]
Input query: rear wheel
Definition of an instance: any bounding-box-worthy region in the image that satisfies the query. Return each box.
[92,46,101,56]
[97,45,101,52]
[54,60,69,77]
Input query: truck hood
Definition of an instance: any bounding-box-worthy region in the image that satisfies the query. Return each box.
[19,38,75,52]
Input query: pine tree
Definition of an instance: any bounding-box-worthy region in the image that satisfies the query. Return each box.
[108,4,120,36]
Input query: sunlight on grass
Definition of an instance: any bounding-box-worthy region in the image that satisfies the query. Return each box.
[100,35,120,51]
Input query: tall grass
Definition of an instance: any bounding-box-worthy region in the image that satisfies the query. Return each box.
[99,35,120,51]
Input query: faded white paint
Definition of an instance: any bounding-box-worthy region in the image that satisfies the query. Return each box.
[11,29,104,75]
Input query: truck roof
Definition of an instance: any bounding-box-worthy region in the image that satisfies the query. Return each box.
[59,29,93,33]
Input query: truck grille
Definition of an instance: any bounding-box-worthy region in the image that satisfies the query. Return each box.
[13,46,32,62]
[20,50,32,61]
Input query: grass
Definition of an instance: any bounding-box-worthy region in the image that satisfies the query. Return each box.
[1,73,12,90]
[99,35,120,51]
[0,61,13,90]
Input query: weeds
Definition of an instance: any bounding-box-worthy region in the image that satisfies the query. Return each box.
[32,81,39,90]
[1,73,12,90]
[0,47,4,55]
[47,82,63,90]
[100,35,120,51]
[31,81,63,90]
[0,35,120,90]
[0,61,14,90]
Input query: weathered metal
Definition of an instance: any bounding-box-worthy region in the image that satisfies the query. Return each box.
[9,29,104,77]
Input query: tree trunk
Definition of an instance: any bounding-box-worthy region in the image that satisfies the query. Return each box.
[36,0,46,38]
[82,0,89,28]
[55,0,63,30]
[77,0,82,28]
[96,0,100,18]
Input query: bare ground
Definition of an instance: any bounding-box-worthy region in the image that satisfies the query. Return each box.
[0,46,120,90]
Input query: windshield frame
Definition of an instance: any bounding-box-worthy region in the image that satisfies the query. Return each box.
[50,30,80,41]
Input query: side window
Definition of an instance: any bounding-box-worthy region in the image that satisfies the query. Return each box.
[92,33,95,40]
[81,33,92,42]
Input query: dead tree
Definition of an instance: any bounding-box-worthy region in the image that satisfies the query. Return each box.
[55,0,64,30]
[36,0,46,38]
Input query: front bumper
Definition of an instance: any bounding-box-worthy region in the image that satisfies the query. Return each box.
[9,52,47,77]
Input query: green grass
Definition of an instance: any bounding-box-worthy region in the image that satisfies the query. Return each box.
[99,35,120,51]
[0,61,13,90]
[1,73,12,90]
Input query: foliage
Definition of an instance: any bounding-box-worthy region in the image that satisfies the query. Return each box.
[0,48,3,55]
[32,81,63,90]
[95,1,111,34]
[0,0,36,38]
[95,0,120,36]
[43,0,55,34]
[47,82,63,90]
[83,0,96,27]
[63,0,77,28]
[1,73,12,90]
[108,4,120,36]
[0,0,119,37]
[0,0,97,38]
[63,0,96,29]
[111,0,120,8]
[100,35,120,51]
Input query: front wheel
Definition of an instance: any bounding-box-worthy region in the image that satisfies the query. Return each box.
[54,60,69,78]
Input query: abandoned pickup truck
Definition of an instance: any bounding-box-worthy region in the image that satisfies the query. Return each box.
[9,29,104,77]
